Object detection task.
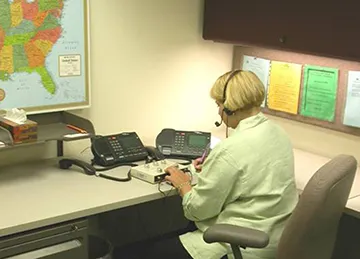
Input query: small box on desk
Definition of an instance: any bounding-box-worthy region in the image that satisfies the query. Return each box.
[0,117,38,144]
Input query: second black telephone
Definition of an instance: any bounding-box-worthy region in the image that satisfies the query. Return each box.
[156,128,211,159]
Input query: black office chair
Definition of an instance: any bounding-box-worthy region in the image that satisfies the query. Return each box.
[203,154,357,259]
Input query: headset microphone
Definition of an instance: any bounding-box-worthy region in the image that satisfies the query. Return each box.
[215,119,222,127]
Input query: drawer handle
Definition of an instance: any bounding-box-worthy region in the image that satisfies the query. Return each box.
[279,36,287,43]
[71,225,79,232]
[6,240,82,258]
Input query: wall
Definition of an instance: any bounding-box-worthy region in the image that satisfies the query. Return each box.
[270,115,360,160]
[0,0,233,166]
[75,0,360,161]
[67,0,233,155]
[0,0,359,166]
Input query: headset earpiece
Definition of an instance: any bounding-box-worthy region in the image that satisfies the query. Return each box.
[223,107,234,116]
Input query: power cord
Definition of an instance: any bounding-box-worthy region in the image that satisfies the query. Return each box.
[157,179,175,197]
[156,167,193,197]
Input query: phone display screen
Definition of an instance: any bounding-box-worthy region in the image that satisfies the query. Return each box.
[188,135,208,147]
[119,135,142,148]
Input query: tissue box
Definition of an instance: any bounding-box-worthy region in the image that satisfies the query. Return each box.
[0,117,38,144]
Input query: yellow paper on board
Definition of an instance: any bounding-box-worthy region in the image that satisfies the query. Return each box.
[267,61,302,114]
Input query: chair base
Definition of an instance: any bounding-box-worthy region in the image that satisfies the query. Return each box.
[231,244,243,259]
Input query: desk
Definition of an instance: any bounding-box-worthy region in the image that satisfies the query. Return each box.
[293,148,360,198]
[346,197,360,219]
[1,148,360,239]
[0,158,174,238]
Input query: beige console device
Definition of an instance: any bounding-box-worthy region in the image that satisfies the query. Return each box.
[130,159,189,184]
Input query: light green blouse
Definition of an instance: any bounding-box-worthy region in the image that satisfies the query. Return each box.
[179,112,298,259]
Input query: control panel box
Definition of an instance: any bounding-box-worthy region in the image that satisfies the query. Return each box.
[130,159,189,184]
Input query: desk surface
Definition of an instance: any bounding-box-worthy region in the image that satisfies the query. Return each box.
[347,197,360,218]
[293,149,360,199]
[0,158,175,238]
[0,148,360,238]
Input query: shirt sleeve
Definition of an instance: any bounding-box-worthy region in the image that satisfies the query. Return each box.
[182,148,240,221]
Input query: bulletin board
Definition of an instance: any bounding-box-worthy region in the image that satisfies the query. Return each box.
[233,45,360,137]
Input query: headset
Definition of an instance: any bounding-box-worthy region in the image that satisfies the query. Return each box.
[215,69,242,127]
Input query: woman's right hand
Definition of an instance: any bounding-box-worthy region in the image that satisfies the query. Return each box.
[193,157,203,172]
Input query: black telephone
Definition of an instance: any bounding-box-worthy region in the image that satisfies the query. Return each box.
[156,128,211,159]
[91,132,153,167]
[59,132,164,183]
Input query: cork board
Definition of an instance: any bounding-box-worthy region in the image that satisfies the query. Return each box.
[233,45,360,136]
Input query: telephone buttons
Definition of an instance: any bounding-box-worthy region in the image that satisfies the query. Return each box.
[110,141,123,154]
[175,134,185,144]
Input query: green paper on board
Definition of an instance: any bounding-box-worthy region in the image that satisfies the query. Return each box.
[300,65,338,122]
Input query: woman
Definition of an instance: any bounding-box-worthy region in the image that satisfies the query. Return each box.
[130,70,298,259]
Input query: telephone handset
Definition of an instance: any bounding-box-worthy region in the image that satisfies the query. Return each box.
[156,128,211,159]
[91,132,149,166]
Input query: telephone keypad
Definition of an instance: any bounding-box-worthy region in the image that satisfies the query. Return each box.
[110,141,147,160]
[174,133,185,151]
[109,140,124,156]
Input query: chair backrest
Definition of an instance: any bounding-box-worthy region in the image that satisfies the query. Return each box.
[277,154,357,259]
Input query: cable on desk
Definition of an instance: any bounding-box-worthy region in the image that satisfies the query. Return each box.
[91,161,137,182]
[158,180,175,197]
[164,156,192,166]
[92,162,137,171]
[157,167,192,197]
[96,169,132,182]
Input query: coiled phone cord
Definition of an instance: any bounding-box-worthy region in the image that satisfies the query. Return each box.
[91,161,137,182]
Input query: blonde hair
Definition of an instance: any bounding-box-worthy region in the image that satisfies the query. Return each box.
[210,70,265,112]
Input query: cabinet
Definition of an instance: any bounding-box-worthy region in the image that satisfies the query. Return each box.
[0,219,88,259]
[203,1,360,60]
[0,112,95,258]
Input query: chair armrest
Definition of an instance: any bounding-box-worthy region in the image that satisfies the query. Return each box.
[203,224,269,249]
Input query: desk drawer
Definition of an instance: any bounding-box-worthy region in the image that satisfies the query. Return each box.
[0,219,88,259]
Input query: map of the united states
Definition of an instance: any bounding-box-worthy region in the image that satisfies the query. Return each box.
[0,0,63,95]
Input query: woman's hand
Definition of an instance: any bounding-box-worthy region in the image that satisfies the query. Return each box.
[193,157,203,172]
[165,166,192,197]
